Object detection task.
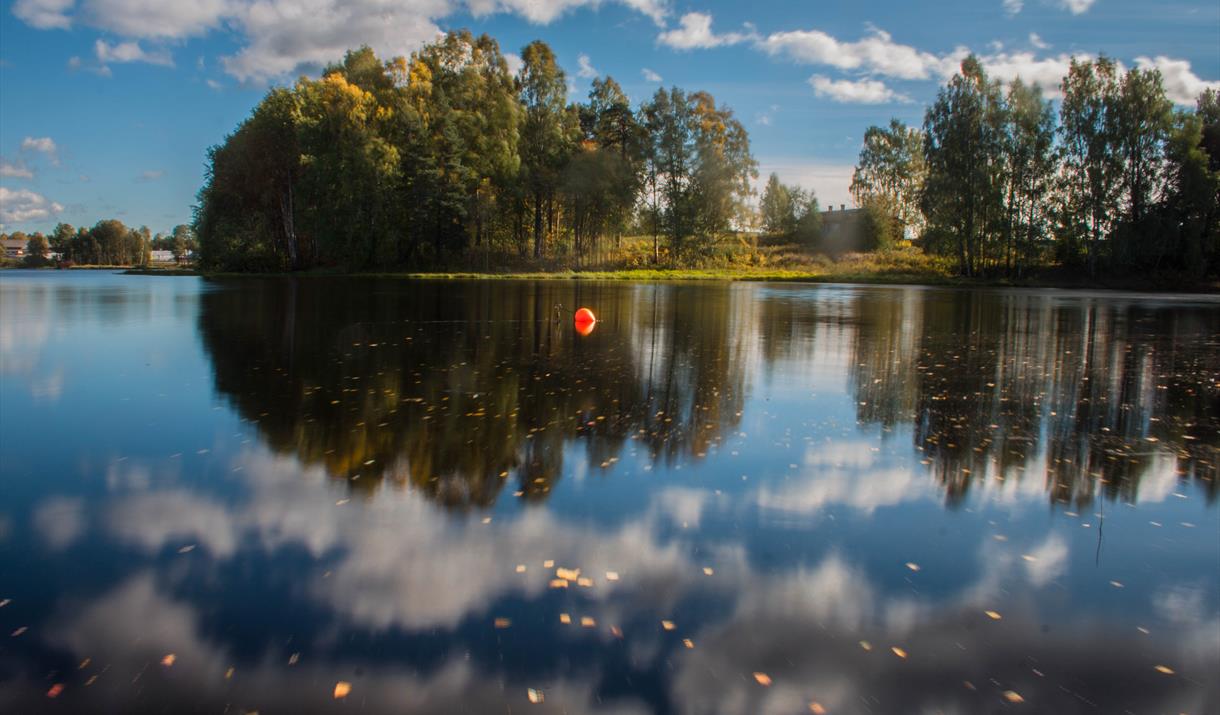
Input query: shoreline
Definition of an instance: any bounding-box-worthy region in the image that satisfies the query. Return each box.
[109,266,1220,293]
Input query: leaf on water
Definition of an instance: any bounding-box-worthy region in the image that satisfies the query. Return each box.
[1020,554,1037,562]
[78,658,90,669]
[809,703,827,714]
[543,560,555,568]
[859,640,872,651]
[661,620,676,631]
[288,652,300,666]
[610,626,623,638]
[1110,580,1124,588]
[703,567,714,576]
[753,672,772,687]
[10,626,27,637]
[577,577,593,588]
[515,564,527,573]
[556,567,581,581]
[161,654,176,667]
[527,688,545,704]
[549,579,569,589]
[1001,690,1023,703]
[559,613,571,624]
[494,618,511,629]
[1154,665,1174,674]
[225,667,235,680]
[46,684,64,698]
[905,562,921,572]
[335,499,350,506]
[683,638,694,649]
[985,610,1002,620]
[178,545,196,554]
[581,616,596,628]
[0,599,9,608]
[891,647,907,659]
[481,517,492,524]
[333,681,352,699]
[605,571,620,581]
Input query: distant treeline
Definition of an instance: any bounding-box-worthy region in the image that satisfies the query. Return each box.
[847,57,1220,279]
[195,33,758,272]
[1,221,196,266]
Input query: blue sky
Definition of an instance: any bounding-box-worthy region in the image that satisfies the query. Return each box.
[1,0,1217,234]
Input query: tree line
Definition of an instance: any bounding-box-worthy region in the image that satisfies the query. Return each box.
[195,33,759,272]
[1,221,197,266]
[850,55,1220,278]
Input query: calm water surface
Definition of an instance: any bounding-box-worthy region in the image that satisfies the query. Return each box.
[1,270,1218,714]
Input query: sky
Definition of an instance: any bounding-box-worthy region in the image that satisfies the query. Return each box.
[0,0,1218,234]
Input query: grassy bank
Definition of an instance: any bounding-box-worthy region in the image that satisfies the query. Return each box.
[105,246,1219,292]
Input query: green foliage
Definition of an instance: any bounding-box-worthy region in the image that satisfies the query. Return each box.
[850,119,925,235]
[193,35,755,272]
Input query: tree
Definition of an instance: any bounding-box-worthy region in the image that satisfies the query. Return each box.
[850,119,925,236]
[25,233,49,263]
[760,173,795,236]
[1058,56,1123,275]
[792,193,822,247]
[1000,79,1057,275]
[518,40,575,259]
[921,56,1007,276]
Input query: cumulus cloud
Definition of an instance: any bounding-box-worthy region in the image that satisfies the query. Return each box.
[0,186,64,224]
[11,0,72,29]
[641,67,662,82]
[1003,0,1023,15]
[761,25,965,81]
[1135,55,1220,105]
[95,38,175,67]
[809,75,910,104]
[0,159,34,179]
[657,12,756,50]
[20,136,56,155]
[1029,32,1049,50]
[577,53,598,79]
[1058,0,1096,14]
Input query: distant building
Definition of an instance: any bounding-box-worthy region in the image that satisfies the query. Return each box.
[149,250,175,263]
[820,204,867,254]
[2,238,26,258]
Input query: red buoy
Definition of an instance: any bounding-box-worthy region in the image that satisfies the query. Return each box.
[574,307,597,336]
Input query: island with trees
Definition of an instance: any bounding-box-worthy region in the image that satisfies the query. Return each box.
[7,31,1218,288]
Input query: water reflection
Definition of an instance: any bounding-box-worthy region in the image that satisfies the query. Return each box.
[0,273,1217,713]
[200,280,1218,510]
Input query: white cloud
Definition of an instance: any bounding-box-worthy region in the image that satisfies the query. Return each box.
[1003,0,1023,16]
[809,74,910,104]
[11,0,73,29]
[642,67,662,82]
[137,169,165,181]
[503,51,523,77]
[1135,55,1220,105]
[1029,32,1049,50]
[473,0,667,25]
[577,53,598,79]
[976,51,1080,97]
[761,26,965,81]
[1058,0,1096,14]
[754,159,854,209]
[95,38,175,67]
[657,12,755,51]
[206,78,223,90]
[0,186,64,224]
[20,136,57,155]
[0,159,34,179]
[32,496,86,551]
[81,0,230,39]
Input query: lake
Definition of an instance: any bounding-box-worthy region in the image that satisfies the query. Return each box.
[1,270,1217,714]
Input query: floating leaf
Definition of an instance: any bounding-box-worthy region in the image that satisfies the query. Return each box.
[225,667,235,680]
[891,647,907,659]
[543,560,555,568]
[559,613,571,624]
[515,564,527,573]
[494,618,512,629]
[46,684,64,698]
[549,579,569,589]
[161,654,176,667]
[334,681,352,699]
[985,610,1002,620]
[556,567,581,581]
[577,577,593,588]
[1002,690,1023,703]
[581,616,596,628]
[809,703,827,714]
[905,562,921,572]
[753,672,772,686]
[859,640,872,651]
[605,571,620,581]
[683,638,694,649]
[661,620,675,631]
[610,626,623,638]
[1154,664,1174,674]
[527,688,545,703]
[703,567,715,576]
[10,626,27,637]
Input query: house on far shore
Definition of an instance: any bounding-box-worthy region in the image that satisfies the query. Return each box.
[149,250,175,263]
[2,237,27,258]
[820,204,868,254]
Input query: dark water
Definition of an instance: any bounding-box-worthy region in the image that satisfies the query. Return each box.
[1,270,1218,714]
